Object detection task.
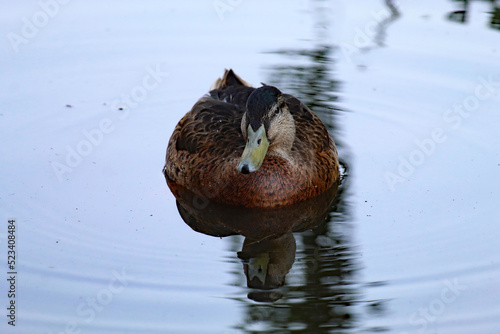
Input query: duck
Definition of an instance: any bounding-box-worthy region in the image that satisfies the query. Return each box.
[163,69,339,208]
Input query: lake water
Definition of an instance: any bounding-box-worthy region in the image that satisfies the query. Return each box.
[1,0,500,333]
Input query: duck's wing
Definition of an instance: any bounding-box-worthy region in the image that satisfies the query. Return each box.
[284,94,339,186]
[173,69,255,156]
[174,96,246,158]
[165,95,246,184]
[284,94,333,153]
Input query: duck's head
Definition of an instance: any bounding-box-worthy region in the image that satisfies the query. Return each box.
[237,85,296,174]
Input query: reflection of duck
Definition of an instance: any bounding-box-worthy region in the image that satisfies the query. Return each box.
[238,233,296,291]
[168,179,338,240]
[169,179,338,302]
[163,69,339,207]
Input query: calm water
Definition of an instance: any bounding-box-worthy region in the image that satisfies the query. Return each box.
[1,1,500,333]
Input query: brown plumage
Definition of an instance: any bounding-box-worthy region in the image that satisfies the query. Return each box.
[163,69,339,208]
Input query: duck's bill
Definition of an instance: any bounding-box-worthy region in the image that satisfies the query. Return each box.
[237,124,269,174]
[248,252,270,283]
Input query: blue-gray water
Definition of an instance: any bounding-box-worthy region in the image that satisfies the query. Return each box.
[1,1,499,333]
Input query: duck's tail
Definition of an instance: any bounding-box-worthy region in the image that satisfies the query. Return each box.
[210,69,252,90]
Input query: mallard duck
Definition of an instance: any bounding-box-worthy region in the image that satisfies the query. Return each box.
[163,69,339,208]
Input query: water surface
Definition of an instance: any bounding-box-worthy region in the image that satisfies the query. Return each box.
[1,0,500,333]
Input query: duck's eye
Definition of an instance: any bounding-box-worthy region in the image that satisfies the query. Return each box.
[274,107,280,115]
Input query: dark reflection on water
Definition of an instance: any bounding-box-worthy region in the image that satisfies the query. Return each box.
[448,0,500,30]
[370,0,400,49]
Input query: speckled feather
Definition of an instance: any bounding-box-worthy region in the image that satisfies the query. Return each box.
[164,70,339,207]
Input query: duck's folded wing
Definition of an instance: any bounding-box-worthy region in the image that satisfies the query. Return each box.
[174,96,245,158]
